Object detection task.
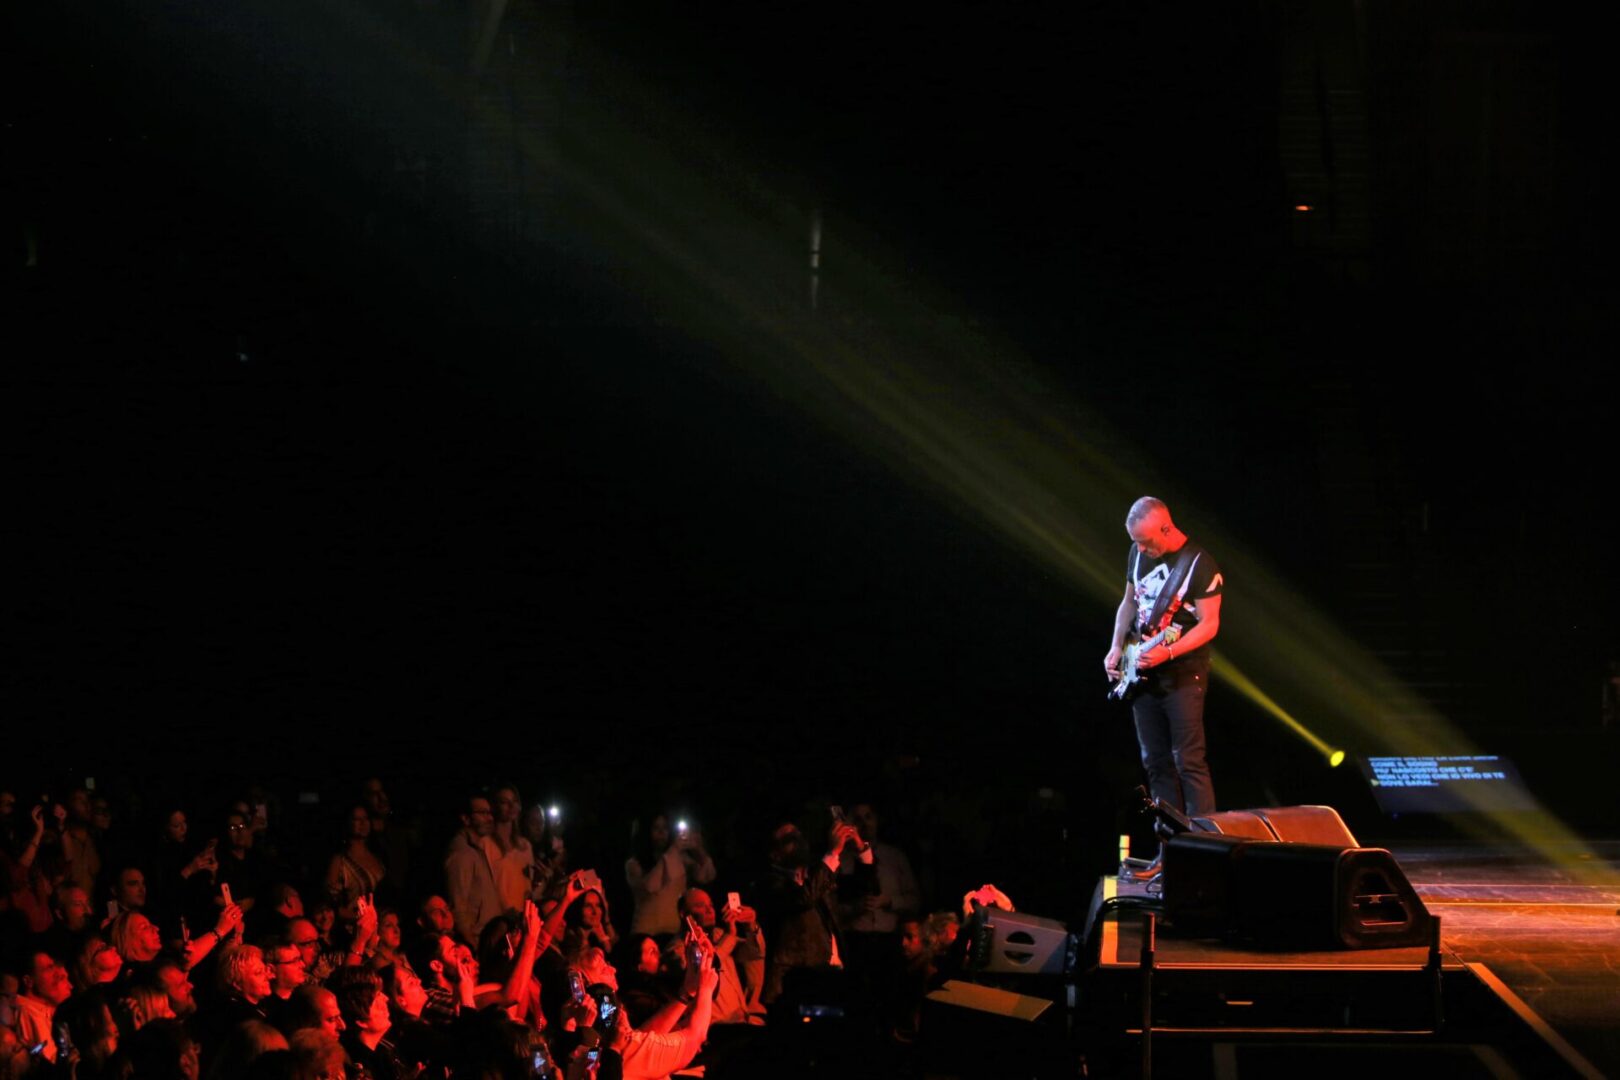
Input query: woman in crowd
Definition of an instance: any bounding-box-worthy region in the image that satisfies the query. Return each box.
[562,886,619,958]
[74,935,123,990]
[324,805,386,924]
[623,813,715,937]
[368,907,406,971]
[610,933,675,1027]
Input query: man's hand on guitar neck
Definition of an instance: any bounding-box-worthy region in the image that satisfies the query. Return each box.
[1135,643,1171,670]
[1138,595,1222,670]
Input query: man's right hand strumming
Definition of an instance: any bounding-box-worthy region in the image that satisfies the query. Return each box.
[1104,645,1124,681]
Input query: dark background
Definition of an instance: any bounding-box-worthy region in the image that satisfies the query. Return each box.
[6,0,1614,872]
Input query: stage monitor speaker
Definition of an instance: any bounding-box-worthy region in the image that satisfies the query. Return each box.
[1191,805,1358,845]
[1252,804,1358,846]
[1162,836,1434,950]
[967,909,1074,975]
[1191,809,1279,840]
[1162,832,1251,935]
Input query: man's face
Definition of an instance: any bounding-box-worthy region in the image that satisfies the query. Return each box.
[683,890,715,932]
[117,868,147,910]
[463,798,494,838]
[450,942,478,983]
[420,897,454,934]
[159,965,196,1016]
[227,814,253,851]
[91,799,112,831]
[59,886,92,931]
[315,989,346,1037]
[772,824,807,868]
[365,986,392,1034]
[492,788,521,826]
[165,812,188,844]
[30,954,73,1005]
[852,804,879,840]
[288,920,321,968]
[269,944,307,994]
[363,778,389,817]
[1128,509,1174,559]
[900,921,926,961]
[68,790,92,822]
[391,966,428,1019]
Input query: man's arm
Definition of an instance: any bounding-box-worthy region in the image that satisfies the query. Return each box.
[444,848,482,946]
[1104,582,1137,679]
[1138,594,1221,668]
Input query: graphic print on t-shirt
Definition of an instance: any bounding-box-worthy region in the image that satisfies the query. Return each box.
[1133,562,1174,634]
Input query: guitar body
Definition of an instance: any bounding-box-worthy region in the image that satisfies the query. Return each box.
[1108,626,1180,701]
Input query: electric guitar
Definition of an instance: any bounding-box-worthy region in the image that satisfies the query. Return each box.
[1107,625,1181,701]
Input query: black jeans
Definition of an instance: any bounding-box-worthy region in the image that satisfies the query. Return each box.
[1131,662,1216,818]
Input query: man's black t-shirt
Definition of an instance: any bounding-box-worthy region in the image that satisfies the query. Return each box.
[1126,541,1224,666]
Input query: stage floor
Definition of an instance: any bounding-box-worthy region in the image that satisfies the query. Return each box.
[1394,839,1620,1079]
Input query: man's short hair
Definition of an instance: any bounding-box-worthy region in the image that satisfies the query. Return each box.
[51,882,86,910]
[1126,496,1169,529]
[326,966,382,1024]
[150,954,187,980]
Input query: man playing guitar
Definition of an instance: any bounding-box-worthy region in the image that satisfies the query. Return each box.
[1103,497,1225,857]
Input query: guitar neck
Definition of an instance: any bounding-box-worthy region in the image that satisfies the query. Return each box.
[1136,627,1173,650]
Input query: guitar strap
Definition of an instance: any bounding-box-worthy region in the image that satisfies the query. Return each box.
[1136,545,1202,636]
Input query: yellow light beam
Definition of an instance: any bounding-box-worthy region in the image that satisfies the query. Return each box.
[289,6,1611,880]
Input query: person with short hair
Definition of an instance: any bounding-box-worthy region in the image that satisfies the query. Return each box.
[758,818,874,1007]
[329,966,406,1080]
[1104,497,1226,836]
[679,888,765,1025]
[111,864,148,914]
[443,794,502,946]
[11,951,73,1065]
[151,956,198,1018]
[288,1027,349,1080]
[201,942,274,1055]
[282,984,346,1040]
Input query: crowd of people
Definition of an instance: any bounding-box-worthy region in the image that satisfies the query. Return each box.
[0,779,978,1079]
